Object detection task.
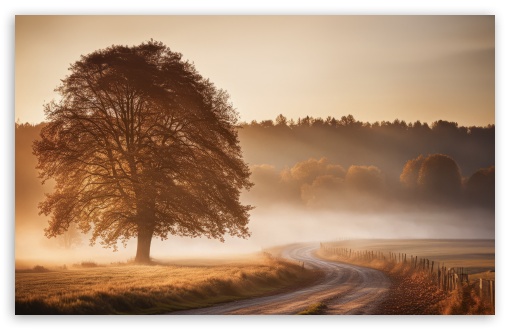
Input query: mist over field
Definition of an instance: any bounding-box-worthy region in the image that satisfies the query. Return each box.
[15,118,495,267]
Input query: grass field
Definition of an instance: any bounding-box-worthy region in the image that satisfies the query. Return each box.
[322,239,494,276]
[15,254,313,314]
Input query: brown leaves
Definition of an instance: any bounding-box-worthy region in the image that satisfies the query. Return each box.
[33,40,253,255]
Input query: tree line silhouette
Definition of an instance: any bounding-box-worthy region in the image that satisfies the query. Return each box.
[17,113,495,218]
[242,113,493,133]
[238,114,494,186]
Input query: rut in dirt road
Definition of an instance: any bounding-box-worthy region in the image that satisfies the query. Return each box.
[170,243,390,315]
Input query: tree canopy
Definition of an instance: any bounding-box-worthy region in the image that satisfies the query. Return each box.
[33,40,253,263]
[400,154,462,202]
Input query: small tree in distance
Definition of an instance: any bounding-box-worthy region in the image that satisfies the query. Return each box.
[400,155,425,189]
[33,40,253,263]
[400,154,462,201]
[275,114,288,126]
[417,154,462,196]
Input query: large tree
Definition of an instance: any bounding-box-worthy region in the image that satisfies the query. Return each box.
[33,40,253,263]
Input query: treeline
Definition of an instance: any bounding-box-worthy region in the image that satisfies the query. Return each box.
[240,114,494,134]
[238,114,494,182]
[16,116,495,222]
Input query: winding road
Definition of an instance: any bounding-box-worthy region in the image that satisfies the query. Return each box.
[171,243,391,315]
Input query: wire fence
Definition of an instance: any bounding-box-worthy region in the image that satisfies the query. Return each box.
[319,243,495,308]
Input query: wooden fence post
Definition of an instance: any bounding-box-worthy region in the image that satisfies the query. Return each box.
[446,268,449,291]
[450,270,453,291]
[490,280,494,307]
[479,278,483,300]
[443,267,446,290]
[442,267,445,290]
[437,267,440,289]
[447,270,450,291]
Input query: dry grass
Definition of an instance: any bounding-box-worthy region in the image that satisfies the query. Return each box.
[437,282,494,315]
[297,302,327,315]
[316,249,448,314]
[15,255,313,314]
[323,239,495,273]
[316,239,495,315]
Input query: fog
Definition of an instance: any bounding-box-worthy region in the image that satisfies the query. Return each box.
[15,202,494,269]
[15,121,495,267]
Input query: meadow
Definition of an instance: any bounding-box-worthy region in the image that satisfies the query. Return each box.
[15,254,314,314]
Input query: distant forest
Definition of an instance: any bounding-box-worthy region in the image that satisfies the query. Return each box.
[237,114,494,182]
[16,114,495,231]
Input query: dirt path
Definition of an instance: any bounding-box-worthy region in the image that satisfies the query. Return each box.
[171,243,390,315]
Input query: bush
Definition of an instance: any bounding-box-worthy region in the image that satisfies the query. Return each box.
[32,265,49,272]
[81,261,98,268]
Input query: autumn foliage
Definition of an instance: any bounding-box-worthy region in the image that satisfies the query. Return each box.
[33,41,253,263]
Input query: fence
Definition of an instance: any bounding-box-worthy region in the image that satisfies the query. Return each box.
[319,243,495,307]
[479,278,495,307]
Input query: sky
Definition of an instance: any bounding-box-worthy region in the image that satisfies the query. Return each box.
[15,15,494,127]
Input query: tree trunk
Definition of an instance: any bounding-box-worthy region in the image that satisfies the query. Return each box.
[135,226,153,264]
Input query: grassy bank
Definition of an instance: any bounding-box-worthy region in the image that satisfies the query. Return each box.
[16,255,314,314]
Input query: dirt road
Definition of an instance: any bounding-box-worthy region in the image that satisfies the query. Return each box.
[171,243,390,315]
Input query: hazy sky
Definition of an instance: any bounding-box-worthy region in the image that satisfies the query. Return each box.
[15,15,494,127]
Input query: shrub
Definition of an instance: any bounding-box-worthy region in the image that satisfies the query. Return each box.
[32,265,50,272]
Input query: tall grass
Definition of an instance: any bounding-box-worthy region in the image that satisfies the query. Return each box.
[15,255,313,314]
[437,281,494,315]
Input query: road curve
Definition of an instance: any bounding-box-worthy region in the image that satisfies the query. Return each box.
[170,243,391,315]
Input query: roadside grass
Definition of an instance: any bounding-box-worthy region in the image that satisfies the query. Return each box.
[15,255,314,315]
[436,281,493,315]
[316,241,494,315]
[316,249,449,314]
[297,302,327,315]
